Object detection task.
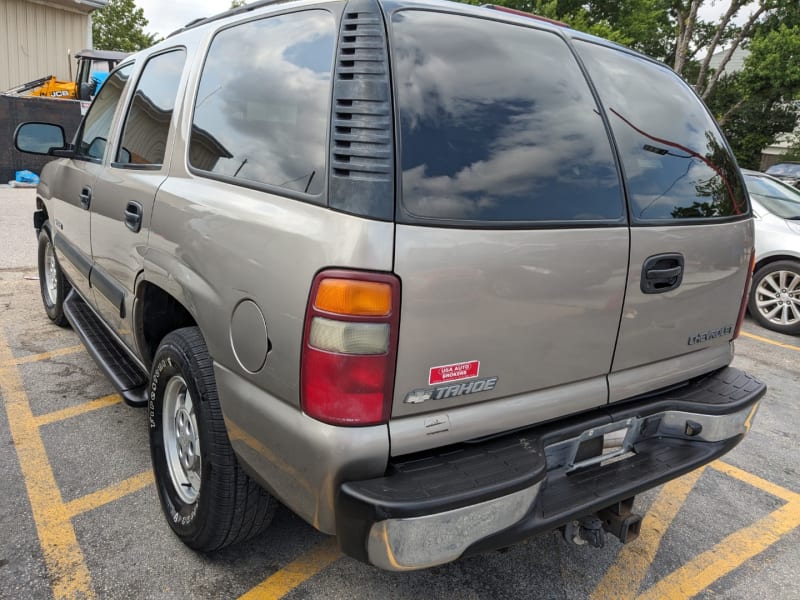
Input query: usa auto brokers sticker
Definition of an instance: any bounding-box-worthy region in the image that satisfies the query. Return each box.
[405,360,498,404]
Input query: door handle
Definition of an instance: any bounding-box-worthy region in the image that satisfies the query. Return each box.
[645,266,683,280]
[79,186,92,210]
[641,253,684,294]
[124,201,143,233]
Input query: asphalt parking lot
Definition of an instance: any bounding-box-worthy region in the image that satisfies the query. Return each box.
[2,187,799,599]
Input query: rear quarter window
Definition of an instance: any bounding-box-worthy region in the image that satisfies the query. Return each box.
[575,41,748,222]
[391,10,624,225]
[189,10,335,196]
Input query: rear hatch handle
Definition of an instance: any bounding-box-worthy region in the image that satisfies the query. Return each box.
[641,253,684,294]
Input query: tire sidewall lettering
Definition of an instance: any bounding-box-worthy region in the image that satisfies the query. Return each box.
[149,356,174,430]
[150,351,200,530]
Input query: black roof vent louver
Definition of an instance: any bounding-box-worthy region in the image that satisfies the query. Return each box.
[328,0,394,221]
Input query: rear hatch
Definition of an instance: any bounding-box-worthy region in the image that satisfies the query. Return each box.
[385,9,751,444]
[387,11,629,422]
[572,41,752,401]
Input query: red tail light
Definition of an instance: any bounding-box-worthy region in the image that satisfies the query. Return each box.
[733,250,755,340]
[301,270,400,426]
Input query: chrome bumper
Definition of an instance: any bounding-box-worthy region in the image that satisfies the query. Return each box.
[367,483,541,571]
[362,398,761,571]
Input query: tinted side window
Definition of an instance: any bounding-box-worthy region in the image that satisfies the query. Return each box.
[392,11,623,224]
[76,64,133,160]
[575,41,747,221]
[116,49,187,166]
[189,11,335,195]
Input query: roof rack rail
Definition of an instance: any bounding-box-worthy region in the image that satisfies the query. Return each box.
[167,0,294,38]
[480,4,568,28]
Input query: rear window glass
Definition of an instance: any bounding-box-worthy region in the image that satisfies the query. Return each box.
[392,11,624,224]
[575,41,747,221]
[189,10,335,195]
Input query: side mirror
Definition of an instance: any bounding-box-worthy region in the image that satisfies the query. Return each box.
[14,122,67,156]
[79,81,95,101]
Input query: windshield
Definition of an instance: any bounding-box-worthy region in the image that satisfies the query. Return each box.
[765,163,800,178]
[745,174,800,219]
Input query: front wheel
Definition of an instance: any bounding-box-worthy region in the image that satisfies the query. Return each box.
[747,260,800,335]
[37,222,70,327]
[149,327,276,551]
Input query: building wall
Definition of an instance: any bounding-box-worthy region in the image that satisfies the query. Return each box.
[0,0,90,91]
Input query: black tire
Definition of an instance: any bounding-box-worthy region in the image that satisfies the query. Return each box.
[149,327,275,551]
[747,260,800,335]
[37,221,70,327]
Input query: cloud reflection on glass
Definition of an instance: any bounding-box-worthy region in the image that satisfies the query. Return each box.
[576,41,746,220]
[189,11,335,195]
[393,11,624,223]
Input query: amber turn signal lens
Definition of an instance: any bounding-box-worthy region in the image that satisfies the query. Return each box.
[314,278,392,316]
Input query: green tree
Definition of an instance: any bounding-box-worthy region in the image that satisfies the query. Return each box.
[782,140,800,162]
[559,0,674,60]
[230,0,248,7]
[92,0,157,52]
[706,25,800,168]
[457,1,800,168]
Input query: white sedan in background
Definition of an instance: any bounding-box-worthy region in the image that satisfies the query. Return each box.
[743,169,800,334]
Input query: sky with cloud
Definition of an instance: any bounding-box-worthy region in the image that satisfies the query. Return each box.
[138,0,235,38]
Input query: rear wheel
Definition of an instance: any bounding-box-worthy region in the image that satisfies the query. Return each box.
[149,327,276,551]
[37,222,70,327]
[748,260,800,335]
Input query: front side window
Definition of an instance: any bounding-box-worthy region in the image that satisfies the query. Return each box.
[116,49,187,166]
[189,10,335,195]
[392,11,624,224]
[76,64,133,160]
[576,41,747,221]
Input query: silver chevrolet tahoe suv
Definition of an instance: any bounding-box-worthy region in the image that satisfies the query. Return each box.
[15,0,765,572]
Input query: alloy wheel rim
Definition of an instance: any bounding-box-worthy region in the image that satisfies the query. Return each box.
[755,270,800,326]
[44,241,58,306]
[162,375,201,504]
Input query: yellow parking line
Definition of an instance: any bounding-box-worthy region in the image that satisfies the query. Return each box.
[636,500,800,600]
[590,468,705,600]
[740,331,800,352]
[64,471,154,519]
[35,394,122,427]
[238,538,341,600]
[711,461,800,503]
[0,344,83,367]
[0,328,96,599]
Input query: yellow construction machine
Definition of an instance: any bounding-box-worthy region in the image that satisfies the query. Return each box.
[2,49,128,183]
[7,49,129,100]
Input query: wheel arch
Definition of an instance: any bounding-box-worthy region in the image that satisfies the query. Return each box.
[133,279,198,369]
[747,255,800,333]
[754,253,800,275]
[34,197,49,233]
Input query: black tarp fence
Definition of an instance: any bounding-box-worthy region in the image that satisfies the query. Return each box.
[0,94,83,184]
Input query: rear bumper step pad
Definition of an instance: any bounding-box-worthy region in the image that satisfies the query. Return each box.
[336,367,765,570]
